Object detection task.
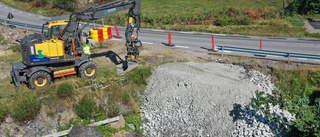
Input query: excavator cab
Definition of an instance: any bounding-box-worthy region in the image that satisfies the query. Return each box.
[41,20,69,40]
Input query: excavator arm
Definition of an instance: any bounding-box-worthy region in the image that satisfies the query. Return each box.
[61,0,141,58]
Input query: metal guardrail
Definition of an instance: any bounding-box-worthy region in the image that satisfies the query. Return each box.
[51,15,70,21]
[0,19,47,31]
[216,45,320,64]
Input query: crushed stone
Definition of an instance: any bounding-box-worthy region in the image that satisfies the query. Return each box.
[142,62,295,136]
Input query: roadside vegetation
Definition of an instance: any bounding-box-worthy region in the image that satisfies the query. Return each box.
[252,67,320,136]
[1,30,320,136]
[0,0,319,38]
[0,40,151,135]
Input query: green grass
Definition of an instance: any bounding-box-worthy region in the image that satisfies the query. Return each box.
[11,93,41,123]
[1,0,319,38]
[0,0,68,16]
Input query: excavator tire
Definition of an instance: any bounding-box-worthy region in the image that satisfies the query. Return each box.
[79,61,98,79]
[28,71,51,89]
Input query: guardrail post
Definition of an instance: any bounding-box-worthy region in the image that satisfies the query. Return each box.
[25,24,28,31]
[102,17,104,26]
[287,53,291,64]
[4,20,7,28]
[221,46,224,58]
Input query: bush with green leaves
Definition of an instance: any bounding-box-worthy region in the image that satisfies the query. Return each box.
[126,67,152,85]
[286,0,320,15]
[96,125,119,137]
[124,114,143,134]
[52,0,75,12]
[0,102,9,123]
[107,101,120,118]
[57,83,74,98]
[73,95,96,119]
[11,95,41,122]
[252,69,320,136]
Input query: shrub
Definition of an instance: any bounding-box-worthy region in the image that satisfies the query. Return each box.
[124,114,143,134]
[92,103,106,121]
[0,103,9,123]
[252,68,320,136]
[107,101,120,118]
[52,0,76,12]
[286,0,320,15]
[0,36,8,46]
[11,46,21,53]
[57,83,74,98]
[73,95,96,119]
[214,15,250,26]
[126,67,152,85]
[96,125,119,137]
[11,95,41,122]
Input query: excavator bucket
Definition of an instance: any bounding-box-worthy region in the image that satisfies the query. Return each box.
[116,60,138,75]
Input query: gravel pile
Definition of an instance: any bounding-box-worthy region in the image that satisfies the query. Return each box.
[142,62,295,136]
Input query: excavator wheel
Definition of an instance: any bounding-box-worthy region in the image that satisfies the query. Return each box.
[79,61,99,79]
[28,71,51,89]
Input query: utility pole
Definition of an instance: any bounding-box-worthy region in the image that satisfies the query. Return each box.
[282,0,285,21]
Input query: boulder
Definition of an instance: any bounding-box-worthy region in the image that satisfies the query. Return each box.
[68,126,103,137]
[109,115,125,129]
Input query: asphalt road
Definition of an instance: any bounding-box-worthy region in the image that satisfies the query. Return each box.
[1,2,320,63]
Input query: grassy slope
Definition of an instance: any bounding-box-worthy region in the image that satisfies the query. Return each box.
[142,0,281,15]
[0,0,319,38]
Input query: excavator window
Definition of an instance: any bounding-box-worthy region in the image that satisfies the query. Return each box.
[50,25,66,39]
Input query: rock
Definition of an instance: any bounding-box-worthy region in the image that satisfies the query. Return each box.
[110,115,125,129]
[51,129,57,133]
[5,116,13,123]
[128,123,136,131]
[68,126,103,137]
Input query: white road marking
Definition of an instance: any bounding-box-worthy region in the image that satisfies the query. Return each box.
[175,45,189,49]
[0,5,2,7]
[180,32,193,34]
[142,42,153,45]
[11,9,15,12]
[4,6,8,9]
[313,60,320,62]
[223,51,232,53]
[152,30,164,32]
[28,14,33,16]
[214,34,227,36]
[19,11,23,14]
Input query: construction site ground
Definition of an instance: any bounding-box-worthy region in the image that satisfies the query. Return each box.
[0,26,318,136]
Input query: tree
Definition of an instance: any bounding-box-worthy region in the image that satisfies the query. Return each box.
[52,0,76,12]
[286,0,320,15]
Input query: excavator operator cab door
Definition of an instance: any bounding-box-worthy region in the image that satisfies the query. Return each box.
[41,23,49,38]
[50,25,66,39]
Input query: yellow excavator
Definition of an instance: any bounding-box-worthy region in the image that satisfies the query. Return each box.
[11,0,141,88]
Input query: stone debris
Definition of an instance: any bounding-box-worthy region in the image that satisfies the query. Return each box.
[109,115,125,129]
[142,62,295,136]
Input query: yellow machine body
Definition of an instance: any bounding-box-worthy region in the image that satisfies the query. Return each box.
[35,40,64,58]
